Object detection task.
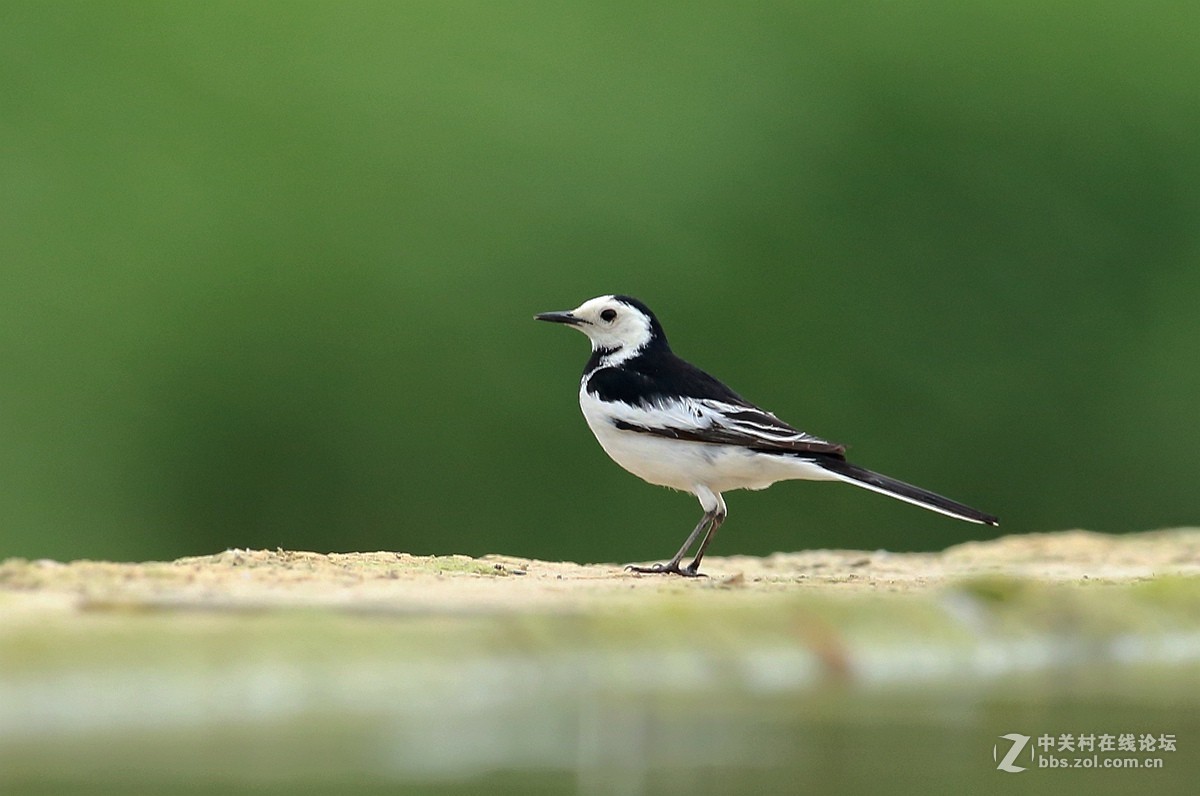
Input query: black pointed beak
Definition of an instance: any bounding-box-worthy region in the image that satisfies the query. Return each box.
[535,310,584,325]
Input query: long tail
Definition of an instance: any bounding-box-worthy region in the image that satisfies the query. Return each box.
[817,458,998,526]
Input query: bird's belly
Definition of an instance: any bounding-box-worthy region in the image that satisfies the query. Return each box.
[581,405,834,494]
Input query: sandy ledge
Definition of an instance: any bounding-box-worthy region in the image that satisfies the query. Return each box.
[1,529,1198,616]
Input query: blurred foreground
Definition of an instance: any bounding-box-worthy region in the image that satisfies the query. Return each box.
[2,530,1199,794]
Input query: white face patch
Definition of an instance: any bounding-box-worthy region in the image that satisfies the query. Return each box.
[565,295,654,366]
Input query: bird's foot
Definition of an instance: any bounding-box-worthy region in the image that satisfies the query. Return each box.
[624,562,706,578]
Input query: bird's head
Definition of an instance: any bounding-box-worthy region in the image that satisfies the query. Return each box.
[535,294,667,362]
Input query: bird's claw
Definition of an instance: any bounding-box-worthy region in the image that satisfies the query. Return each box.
[624,562,706,578]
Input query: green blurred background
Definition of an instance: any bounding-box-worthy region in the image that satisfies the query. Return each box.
[3,1,1198,563]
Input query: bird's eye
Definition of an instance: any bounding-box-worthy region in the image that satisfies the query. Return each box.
[600,309,617,322]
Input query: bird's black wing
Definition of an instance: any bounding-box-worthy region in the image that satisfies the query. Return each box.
[609,399,847,458]
[588,352,847,458]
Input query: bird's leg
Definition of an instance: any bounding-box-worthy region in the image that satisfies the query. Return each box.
[682,507,726,575]
[625,509,715,578]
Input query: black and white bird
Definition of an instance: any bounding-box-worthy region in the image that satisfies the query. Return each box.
[535,294,998,577]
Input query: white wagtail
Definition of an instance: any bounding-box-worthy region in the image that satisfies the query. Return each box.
[536,294,998,577]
